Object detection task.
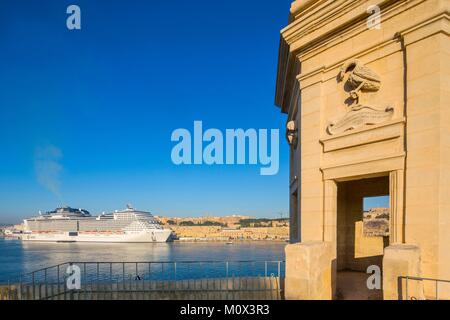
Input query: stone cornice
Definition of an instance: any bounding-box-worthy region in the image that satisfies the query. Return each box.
[319,118,405,152]
[296,11,450,89]
[282,0,401,49]
[290,0,319,18]
[295,1,449,62]
[296,37,400,90]
[275,0,403,113]
[275,0,449,114]
[401,12,450,45]
[320,152,406,180]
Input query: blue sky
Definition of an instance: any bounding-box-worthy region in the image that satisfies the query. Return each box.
[0,0,294,223]
[364,196,389,211]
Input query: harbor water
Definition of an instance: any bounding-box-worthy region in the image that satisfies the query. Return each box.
[0,238,286,282]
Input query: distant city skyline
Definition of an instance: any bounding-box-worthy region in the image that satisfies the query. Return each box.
[0,206,290,225]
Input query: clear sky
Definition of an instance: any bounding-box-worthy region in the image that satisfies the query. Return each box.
[0,0,295,223]
[363,196,389,211]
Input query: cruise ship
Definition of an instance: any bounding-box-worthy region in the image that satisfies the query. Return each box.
[21,205,173,243]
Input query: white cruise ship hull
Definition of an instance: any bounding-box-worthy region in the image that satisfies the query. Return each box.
[20,229,173,243]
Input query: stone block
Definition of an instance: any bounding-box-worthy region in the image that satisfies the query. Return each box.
[285,241,332,300]
[383,244,425,300]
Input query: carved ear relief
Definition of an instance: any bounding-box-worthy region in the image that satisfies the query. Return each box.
[326,60,393,135]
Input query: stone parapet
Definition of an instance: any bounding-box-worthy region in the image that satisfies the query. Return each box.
[383,244,425,300]
[285,241,332,300]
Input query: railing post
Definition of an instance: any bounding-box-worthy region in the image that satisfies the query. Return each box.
[148,262,151,281]
[19,275,22,300]
[405,276,409,300]
[174,262,177,280]
[50,267,54,299]
[44,268,48,299]
[57,264,60,298]
[436,279,438,300]
[226,262,229,278]
[32,272,35,300]
[110,263,113,300]
[265,261,267,277]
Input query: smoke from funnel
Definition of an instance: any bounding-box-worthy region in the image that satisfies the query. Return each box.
[35,144,63,200]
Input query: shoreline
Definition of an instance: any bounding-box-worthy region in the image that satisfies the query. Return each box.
[174,238,288,243]
[0,236,288,244]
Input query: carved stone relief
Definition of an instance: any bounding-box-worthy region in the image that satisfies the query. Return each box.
[326,59,394,135]
[286,120,298,147]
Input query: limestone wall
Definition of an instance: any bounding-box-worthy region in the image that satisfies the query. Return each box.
[276,0,450,299]
[403,30,450,297]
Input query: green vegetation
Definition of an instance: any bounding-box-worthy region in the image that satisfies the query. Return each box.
[239,218,288,228]
[179,221,196,226]
[178,220,226,227]
[201,221,226,227]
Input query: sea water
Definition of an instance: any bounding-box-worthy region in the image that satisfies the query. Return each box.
[0,238,285,282]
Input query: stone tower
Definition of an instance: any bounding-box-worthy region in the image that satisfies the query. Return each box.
[275,0,450,299]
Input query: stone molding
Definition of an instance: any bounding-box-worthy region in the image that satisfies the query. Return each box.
[320,118,404,152]
[276,0,449,114]
[320,152,405,180]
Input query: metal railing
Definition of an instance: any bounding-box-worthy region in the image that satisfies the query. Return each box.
[400,276,450,300]
[2,260,285,300]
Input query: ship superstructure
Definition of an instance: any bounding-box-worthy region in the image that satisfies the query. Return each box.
[21,205,173,243]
